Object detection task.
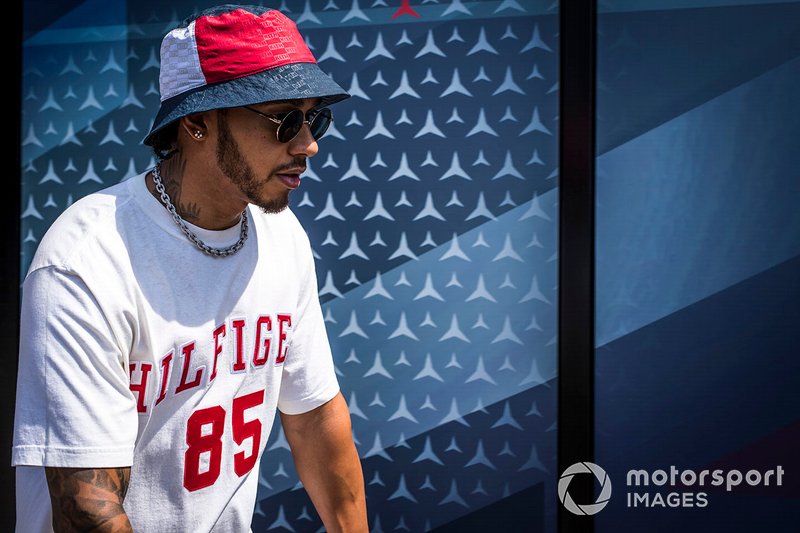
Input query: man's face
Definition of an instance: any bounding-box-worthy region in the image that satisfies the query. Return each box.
[215,98,321,214]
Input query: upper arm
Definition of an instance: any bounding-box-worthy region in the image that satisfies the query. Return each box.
[13,267,137,468]
[280,392,352,445]
[276,224,339,415]
[45,466,132,532]
[279,393,366,532]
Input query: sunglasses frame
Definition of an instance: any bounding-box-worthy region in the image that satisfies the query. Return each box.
[241,106,333,143]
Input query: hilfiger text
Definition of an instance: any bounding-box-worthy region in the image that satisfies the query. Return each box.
[128,313,293,413]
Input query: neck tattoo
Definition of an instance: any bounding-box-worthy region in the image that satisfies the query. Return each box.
[152,162,249,257]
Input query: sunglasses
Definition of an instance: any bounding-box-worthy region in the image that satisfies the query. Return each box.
[242,106,333,143]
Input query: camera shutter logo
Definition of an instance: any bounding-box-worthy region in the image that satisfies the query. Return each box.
[558,462,613,515]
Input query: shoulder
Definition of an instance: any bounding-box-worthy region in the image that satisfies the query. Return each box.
[261,206,305,231]
[28,179,137,275]
[252,207,316,272]
[255,206,311,245]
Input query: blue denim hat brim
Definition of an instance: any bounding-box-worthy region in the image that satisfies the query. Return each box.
[143,61,350,147]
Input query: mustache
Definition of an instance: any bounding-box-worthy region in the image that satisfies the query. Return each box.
[272,158,307,174]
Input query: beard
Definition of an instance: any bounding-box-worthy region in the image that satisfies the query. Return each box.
[216,111,290,214]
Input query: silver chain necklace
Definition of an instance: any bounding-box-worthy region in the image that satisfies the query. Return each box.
[152,162,249,257]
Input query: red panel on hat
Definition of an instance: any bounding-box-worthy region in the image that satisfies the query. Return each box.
[194,9,316,85]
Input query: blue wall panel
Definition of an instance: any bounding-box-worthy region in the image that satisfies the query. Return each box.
[596,2,800,531]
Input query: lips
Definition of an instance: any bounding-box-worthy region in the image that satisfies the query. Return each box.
[274,167,305,190]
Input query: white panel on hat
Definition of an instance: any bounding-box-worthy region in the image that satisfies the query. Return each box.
[158,21,206,102]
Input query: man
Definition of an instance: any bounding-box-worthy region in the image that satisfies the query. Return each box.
[13,5,367,532]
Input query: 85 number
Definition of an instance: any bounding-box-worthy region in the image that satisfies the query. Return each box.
[183,389,265,492]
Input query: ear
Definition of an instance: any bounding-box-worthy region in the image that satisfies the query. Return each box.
[179,112,212,141]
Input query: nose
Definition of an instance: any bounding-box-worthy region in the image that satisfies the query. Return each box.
[287,123,319,158]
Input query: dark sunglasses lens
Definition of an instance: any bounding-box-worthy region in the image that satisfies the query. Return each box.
[309,108,332,140]
[276,109,305,143]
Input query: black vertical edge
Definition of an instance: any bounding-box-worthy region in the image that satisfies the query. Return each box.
[558,1,596,533]
[2,0,22,526]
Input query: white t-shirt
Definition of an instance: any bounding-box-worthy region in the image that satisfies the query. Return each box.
[12,172,340,532]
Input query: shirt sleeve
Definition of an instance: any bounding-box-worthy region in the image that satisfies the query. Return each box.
[12,266,138,468]
[277,230,340,415]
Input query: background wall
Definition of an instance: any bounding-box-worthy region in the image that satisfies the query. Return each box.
[20,0,798,530]
[595,1,800,531]
[20,0,560,530]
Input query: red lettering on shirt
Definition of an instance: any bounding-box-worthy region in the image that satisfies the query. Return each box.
[129,362,153,413]
[275,313,292,364]
[176,341,204,394]
[209,323,226,381]
[231,319,247,372]
[155,351,173,406]
[252,315,272,367]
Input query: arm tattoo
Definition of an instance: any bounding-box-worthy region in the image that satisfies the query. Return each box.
[45,467,133,533]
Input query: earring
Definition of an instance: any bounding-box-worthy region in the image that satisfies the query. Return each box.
[193,130,204,139]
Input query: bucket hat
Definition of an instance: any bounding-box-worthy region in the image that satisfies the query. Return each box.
[143,4,350,146]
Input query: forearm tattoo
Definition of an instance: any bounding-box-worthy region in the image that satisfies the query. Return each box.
[45,467,133,533]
